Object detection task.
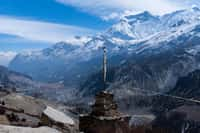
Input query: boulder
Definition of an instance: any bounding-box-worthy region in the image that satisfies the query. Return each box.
[41,106,76,133]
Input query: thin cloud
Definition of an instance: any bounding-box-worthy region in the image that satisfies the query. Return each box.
[0,51,17,66]
[0,16,96,43]
[56,0,185,19]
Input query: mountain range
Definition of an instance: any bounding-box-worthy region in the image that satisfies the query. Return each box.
[8,7,200,100]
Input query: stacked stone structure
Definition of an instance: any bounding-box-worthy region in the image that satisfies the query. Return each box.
[79,91,131,133]
[91,91,121,117]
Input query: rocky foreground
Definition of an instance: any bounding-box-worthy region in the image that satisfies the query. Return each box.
[79,91,200,133]
[0,89,78,133]
[1,87,200,133]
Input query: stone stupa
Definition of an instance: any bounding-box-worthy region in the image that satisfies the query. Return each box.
[79,47,131,133]
[79,91,131,133]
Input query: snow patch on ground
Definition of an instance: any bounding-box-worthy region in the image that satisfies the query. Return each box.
[43,106,74,125]
[0,125,61,133]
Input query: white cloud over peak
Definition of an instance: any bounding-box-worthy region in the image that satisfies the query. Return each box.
[0,16,96,43]
[0,51,17,66]
[56,0,185,19]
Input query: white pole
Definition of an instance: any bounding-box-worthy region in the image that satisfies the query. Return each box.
[103,46,107,90]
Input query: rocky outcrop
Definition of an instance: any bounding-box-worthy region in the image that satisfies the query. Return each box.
[0,93,46,117]
[0,93,45,127]
[41,106,77,133]
[0,91,77,133]
[170,70,200,99]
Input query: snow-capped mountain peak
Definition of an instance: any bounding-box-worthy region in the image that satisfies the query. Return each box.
[52,42,79,51]
[105,7,200,43]
[106,19,135,40]
[191,5,200,11]
[161,7,200,29]
[124,11,158,23]
[105,11,160,41]
[9,7,200,88]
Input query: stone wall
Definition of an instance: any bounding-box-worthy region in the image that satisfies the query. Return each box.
[80,115,130,133]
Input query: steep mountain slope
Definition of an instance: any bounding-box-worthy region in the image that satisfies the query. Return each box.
[9,7,200,93]
[9,42,81,84]
[80,19,200,97]
[0,65,32,89]
[9,37,127,88]
[170,70,200,99]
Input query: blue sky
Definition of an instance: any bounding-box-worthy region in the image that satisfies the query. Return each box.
[0,0,111,30]
[0,0,199,66]
[0,0,112,52]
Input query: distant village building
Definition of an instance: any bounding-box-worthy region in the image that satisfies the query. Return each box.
[79,91,131,133]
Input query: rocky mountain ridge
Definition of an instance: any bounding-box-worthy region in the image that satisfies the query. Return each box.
[8,7,200,99]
